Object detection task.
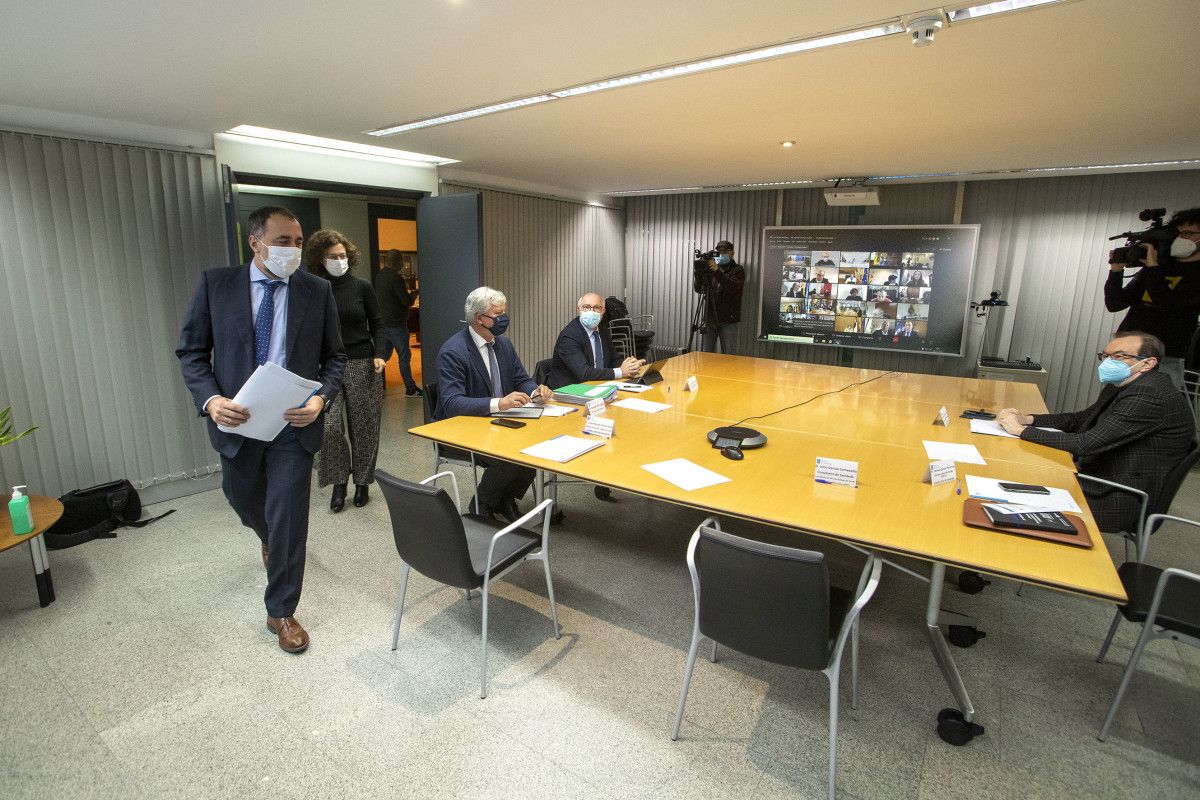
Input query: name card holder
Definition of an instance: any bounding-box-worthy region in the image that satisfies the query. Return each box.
[933,406,950,426]
[924,459,957,486]
[586,398,607,417]
[814,457,858,488]
[583,415,615,439]
[685,375,699,392]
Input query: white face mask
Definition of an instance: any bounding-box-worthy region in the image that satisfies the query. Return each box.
[1170,236,1198,259]
[324,257,350,277]
[260,245,302,278]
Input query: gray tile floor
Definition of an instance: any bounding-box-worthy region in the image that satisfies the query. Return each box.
[2,389,1198,799]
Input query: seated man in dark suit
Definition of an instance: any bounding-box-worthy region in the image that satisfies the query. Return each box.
[548,292,643,389]
[434,286,551,521]
[998,331,1195,531]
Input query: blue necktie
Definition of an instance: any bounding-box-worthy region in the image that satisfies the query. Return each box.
[255,280,284,366]
[485,341,503,398]
[591,331,603,369]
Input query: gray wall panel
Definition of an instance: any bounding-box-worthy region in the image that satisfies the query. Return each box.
[441,183,625,371]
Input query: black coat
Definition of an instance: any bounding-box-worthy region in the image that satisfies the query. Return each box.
[1021,369,1195,531]
[549,318,620,389]
[693,259,746,324]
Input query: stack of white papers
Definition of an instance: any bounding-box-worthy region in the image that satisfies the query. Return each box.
[642,459,731,491]
[520,435,604,463]
[963,475,1082,514]
[218,362,321,442]
[613,398,671,413]
[922,441,986,465]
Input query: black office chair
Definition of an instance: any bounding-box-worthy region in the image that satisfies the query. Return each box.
[671,519,882,800]
[1078,440,1200,562]
[533,358,552,388]
[376,469,560,699]
[422,382,481,503]
[1095,513,1200,741]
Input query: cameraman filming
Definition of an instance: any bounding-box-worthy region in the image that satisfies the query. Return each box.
[693,240,745,354]
[1105,207,1200,388]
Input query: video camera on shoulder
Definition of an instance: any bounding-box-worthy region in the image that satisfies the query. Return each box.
[1108,208,1177,265]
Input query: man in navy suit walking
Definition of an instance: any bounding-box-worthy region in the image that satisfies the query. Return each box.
[434,286,550,521]
[177,206,347,653]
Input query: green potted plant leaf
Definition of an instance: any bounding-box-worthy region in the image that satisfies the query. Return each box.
[0,406,37,448]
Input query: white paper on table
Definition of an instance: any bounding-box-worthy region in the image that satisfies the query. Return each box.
[612,397,672,413]
[217,362,321,441]
[963,475,1082,514]
[922,440,987,465]
[969,419,1061,439]
[520,435,604,463]
[642,458,731,492]
[536,404,578,417]
[616,383,653,393]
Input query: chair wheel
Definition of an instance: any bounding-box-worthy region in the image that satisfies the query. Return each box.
[551,509,565,525]
[947,625,986,648]
[936,708,985,746]
[594,486,612,501]
[957,570,991,594]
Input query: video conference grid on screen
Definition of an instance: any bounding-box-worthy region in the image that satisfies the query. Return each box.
[758,225,979,356]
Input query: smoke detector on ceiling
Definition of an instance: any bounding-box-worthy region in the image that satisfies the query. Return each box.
[905,11,946,47]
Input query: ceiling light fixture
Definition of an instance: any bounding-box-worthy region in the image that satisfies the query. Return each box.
[225,125,456,165]
[368,23,903,136]
[780,141,796,148]
[947,0,1070,23]
[367,95,558,136]
[365,0,1072,137]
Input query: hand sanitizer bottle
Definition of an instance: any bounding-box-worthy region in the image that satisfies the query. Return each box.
[9,485,33,535]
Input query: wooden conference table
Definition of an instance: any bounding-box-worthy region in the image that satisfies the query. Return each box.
[409,352,1124,742]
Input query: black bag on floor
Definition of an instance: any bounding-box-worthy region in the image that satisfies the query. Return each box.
[43,479,175,550]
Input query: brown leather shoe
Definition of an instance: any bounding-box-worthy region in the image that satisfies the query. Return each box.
[266,616,309,653]
[261,546,269,568]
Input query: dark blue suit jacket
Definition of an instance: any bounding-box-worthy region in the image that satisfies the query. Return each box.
[549,318,619,389]
[434,328,536,420]
[176,263,348,458]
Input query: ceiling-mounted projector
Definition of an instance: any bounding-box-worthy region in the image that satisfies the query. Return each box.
[823,187,880,206]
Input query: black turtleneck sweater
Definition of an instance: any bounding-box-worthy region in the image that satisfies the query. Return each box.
[327,273,385,359]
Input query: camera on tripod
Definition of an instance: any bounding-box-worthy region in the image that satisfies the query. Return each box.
[1108,208,1177,265]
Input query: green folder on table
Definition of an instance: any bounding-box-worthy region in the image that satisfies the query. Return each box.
[552,383,618,405]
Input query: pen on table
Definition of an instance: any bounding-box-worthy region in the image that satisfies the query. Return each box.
[955,480,962,495]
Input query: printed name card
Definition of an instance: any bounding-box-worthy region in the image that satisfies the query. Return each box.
[586,398,607,417]
[583,415,615,439]
[685,375,699,392]
[932,406,950,426]
[814,457,858,488]
[924,459,957,486]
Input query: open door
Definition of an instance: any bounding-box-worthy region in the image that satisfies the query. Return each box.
[416,193,484,420]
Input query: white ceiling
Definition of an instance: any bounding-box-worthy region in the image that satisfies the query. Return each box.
[1,0,1195,195]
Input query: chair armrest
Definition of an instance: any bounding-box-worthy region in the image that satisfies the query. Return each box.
[419,470,461,509]
[1141,514,1200,561]
[831,555,882,659]
[1077,472,1150,554]
[484,498,555,573]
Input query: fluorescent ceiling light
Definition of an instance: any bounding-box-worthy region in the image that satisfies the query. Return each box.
[368,23,902,136]
[549,24,901,99]
[948,0,1069,23]
[367,96,557,136]
[226,125,456,165]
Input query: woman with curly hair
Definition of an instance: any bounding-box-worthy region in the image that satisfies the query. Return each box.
[302,229,385,512]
